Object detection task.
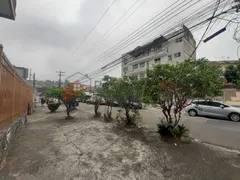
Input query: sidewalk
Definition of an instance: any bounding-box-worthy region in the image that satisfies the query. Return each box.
[0,108,240,180]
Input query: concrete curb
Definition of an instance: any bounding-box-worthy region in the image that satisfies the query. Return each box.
[0,113,28,167]
[192,138,240,154]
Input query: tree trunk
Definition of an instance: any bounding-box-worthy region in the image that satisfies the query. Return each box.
[66,104,70,117]
[125,107,131,124]
[94,104,99,115]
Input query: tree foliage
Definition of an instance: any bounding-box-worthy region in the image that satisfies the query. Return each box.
[142,59,222,127]
[113,76,141,125]
[45,87,62,100]
[224,64,238,83]
[97,75,118,119]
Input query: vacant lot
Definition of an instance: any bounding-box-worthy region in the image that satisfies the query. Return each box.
[0,108,240,180]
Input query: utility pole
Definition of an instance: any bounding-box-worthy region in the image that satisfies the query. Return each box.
[33,73,36,89]
[29,69,32,81]
[56,71,65,88]
[33,73,36,109]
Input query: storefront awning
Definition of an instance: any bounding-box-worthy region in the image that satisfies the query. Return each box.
[0,0,16,20]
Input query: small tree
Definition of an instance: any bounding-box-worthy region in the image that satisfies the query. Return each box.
[224,64,237,83]
[114,76,141,126]
[142,59,222,138]
[97,75,118,120]
[45,87,62,112]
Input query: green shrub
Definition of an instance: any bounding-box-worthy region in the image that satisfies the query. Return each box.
[48,103,61,112]
[157,119,189,138]
[116,109,142,126]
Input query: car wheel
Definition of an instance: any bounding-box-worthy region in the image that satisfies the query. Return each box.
[229,113,240,122]
[188,109,197,116]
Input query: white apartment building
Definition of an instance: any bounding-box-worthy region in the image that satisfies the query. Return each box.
[121,25,196,78]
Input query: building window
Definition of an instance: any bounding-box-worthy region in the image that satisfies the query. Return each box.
[155,58,161,63]
[123,67,128,71]
[168,55,172,61]
[155,45,162,52]
[139,73,145,78]
[175,37,182,43]
[132,75,138,79]
[140,62,145,68]
[132,64,138,70]
[174,52,181,58]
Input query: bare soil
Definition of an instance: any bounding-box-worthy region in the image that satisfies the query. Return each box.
[0,108,240,180]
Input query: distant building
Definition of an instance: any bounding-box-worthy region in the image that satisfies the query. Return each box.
[121,25,196,79]
[209,60,239,72]
[14,66,28,80]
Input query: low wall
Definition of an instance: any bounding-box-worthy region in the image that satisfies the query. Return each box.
[0,113,27,166]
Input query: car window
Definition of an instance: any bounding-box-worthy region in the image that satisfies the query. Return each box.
[193,101,207,105]
[223,104,229,107]
[208,101,221,107]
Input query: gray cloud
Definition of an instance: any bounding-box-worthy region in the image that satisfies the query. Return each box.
[0,0,239,81]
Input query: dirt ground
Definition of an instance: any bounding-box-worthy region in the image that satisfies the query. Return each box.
[0,108,240,180]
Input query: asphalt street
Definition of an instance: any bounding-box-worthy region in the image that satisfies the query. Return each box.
[79,103,240,150]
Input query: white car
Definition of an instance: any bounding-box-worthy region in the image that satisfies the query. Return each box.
[185,100,240,122]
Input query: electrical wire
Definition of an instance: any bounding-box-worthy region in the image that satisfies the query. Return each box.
[81,0,201,70]
[81,0,147,59]
[81,21,214,82]
[81,7,234,81]
[82,0,230,73]
[72,0,118,55]
[80,0,189,69]
[207,0,232,36]
[189,0,221,58]
[80,0,234,82]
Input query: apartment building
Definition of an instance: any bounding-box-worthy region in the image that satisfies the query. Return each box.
[121,25,196,78]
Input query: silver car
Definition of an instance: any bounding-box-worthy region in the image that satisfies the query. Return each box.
[185,100,240,122]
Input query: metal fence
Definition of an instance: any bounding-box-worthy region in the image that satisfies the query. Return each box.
[0,46,33,127]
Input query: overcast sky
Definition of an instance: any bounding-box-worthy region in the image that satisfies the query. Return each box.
[0,0,239,82]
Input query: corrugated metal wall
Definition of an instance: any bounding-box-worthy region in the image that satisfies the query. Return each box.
[0,45,33,127]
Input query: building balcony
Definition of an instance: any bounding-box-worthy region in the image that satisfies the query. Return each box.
[0,0,16,20]
[127,49,167,65]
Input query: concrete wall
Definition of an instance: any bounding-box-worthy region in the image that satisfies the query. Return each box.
[224,88,240,106]
[0,113,27,166]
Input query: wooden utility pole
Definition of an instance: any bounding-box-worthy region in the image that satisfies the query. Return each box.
[56,71,65,88]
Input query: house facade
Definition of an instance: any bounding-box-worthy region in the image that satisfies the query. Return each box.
[121,25,196,78]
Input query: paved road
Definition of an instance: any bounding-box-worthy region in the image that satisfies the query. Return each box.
[79,103,240,150]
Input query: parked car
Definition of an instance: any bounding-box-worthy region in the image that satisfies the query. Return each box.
[185,100,240,122]
[86,98,93,104]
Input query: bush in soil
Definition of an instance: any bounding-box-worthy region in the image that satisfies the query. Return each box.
[116,109,142,126]
[157,119,189,138]
[104,113,112,122]
[48,103,61,112]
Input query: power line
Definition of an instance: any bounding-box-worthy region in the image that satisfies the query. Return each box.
[81,0,199,70]
[81,7,235,81]
[81,0,146,59]
[82,0,231,72]
[189,0,221,58]
[72,0,118,55]
[207,0,233,36]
